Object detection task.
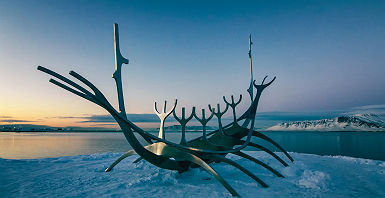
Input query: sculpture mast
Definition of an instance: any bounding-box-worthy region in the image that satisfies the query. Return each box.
[243,34,254,128]
[246,34,254,101]
[112,23,129,119]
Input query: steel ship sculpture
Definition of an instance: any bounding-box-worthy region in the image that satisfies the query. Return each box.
[38,23,294,197]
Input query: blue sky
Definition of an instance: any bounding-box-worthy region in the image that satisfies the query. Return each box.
[0,0,384,127]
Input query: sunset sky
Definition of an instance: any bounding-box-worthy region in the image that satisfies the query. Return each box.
[0,0,384,128]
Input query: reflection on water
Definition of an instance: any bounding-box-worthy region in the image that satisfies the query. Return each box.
[0,132,201,159]
[1,131,384,161]
[0,133,123,159]
[253,131,385,161]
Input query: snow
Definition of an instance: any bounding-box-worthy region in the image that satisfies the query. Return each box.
[1,151,385,197]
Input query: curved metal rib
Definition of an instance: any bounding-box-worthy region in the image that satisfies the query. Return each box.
[252,131,294,162]
[207,131,289,167]
[234,151,284,178]
[210,154,268,187]
[236,140,288,167]
[133,156,143,163]
[105,150,137,172]
[164,151,240,197]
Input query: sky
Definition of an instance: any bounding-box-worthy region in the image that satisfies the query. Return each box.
[0,0,384,128]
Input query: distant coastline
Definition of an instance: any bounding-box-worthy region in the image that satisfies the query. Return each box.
[0,124,217,133]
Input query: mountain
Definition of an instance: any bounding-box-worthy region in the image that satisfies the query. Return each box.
[162,125,217,132]
[0,124,118,132]
[266,113,385,131]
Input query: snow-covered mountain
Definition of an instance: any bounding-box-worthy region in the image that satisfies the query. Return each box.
[267,113,385,131]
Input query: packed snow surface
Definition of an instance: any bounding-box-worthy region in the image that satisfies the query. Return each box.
[267,113,385,131]
[1,151,385,197]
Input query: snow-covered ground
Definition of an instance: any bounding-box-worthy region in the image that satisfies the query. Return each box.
[1,151,385,197]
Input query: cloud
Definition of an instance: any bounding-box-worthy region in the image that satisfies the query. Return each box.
[0,119,34,123]
[349,104,385,115]
[79,114,171,123]
[351,104,385,111]
[0,124,50,128]
[47,116,86,119]
[79,115,115,123]
[0,116,12,118]
[0,115,37,123]
[90,123,118,126]
[253,111,341,121]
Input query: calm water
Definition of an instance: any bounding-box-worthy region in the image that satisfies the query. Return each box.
[0,131,384,161]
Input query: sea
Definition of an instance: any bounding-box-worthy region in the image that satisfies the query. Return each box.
[1,131,384,161]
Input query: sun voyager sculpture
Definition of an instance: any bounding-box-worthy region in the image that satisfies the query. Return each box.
[38,23,294,197]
